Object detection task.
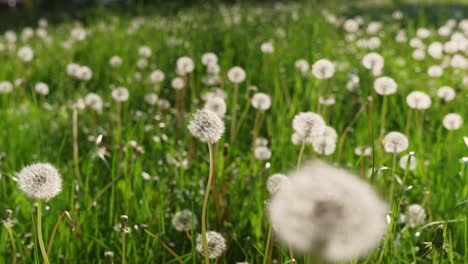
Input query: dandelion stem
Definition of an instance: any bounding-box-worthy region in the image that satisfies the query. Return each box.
[389,152,397,203]
[6,225,17,264]
[297,140,306,170]
[263,224,272,264]
[230,84,239,142]
[122,231,126,264]
[201,143,215,264]
[72,109,83,188]
[47,211,73,257]
[37,201,50,264]
[379,96,388,140]
[144,229,184,264]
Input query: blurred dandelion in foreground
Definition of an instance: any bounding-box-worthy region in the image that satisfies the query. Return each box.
[269,160,388,261]
[195,231,227,259]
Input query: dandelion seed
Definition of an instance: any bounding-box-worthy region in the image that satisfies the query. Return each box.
[17,163,62,200]
[172,209,197,231]
[195,231,227,259]
[442,113,463,130]
[383,132,409,153]
[269,160,388,261]
[188,109,225,144]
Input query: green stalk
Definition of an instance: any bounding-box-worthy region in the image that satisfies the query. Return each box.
[379,95,388,140]
[6,226,17,264]
[201,144,215,264]
[262,224,272,264]
[229,84,239,142]
[297,140,307,170]
[37,201,50,264]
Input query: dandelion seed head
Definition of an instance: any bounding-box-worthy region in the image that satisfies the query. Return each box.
[437,86,456,102]
[196,231,227,259]
[254,146,272,160]
[18,46,34,62]
[374,76,397,96]
[227,66,246,84]
[84,93,103,112]
[383,132,409,153]
[177,56,195,75]
[201,52,218,66]
[35,82,49,96]
[406,204,426,228]
[172,209,197,231]
[267,173,288,195]
[406,91,431,110]
[171,77,185,90]
[251,92,272,111]
[109,56,123,67]
[138,45,151,57]
[399,155,417,171]
[427,65,443,78]
[112,87,129,102]
[292,112,326,139]
[312,59,335,80]
[204,97,227,119]
[0,81,13,94]
[442,113,463,130]
[17,163,62,200]
[144,93,158,105]
[149,69,165,84]
[188,109,225,144]
[295,59,310,73]
[269,160,388,261]
[260,41,275,54]
[362,52,384,71]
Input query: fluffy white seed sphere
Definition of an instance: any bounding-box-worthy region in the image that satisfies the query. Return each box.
[254,146,272,160]
[201,52,218,66]
[171,77,185,90]
[109,56,123,68]
[35,82,49,96]
[85,93,103,112]
[0,81,13,94]
[292,112,326,139]
[188,109,225,144]
[406,91,431,110]
[196,231,227,259]
[362,52,384,71]
[17,163,63,200]
[172,209,197,232]
[149,69,165,84]
[251,92,272,111]
[18,46,34,62]
[227,66,246,84]
[269,161,388,261]
[437,86,456,102]
[177,56,195,75]
[374,76,397,95]
[267,174,289,195]
[312,59,335,80]
[112,87,129,102]
[383,132,409,153]
[204,97,227,119]
[442,113,463,130]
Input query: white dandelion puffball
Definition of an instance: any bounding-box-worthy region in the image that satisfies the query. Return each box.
[269,161,388,261]
[17,163,63,200]
[295,59,310,73]
[171,77,185,90]
[374,76,397,96]
[206,63,220,75]
[138,45,151,57]
[292,112,326,139]
[399,155,417,171]
[144,93,158,105]
[442,113,463,130]
[227,66,246,84]
[176,56,195,75]
[67,63,80,77]
[0,81,13,94]
[437,86,455,102]
[406,91,431,110]
[84,93,103,112]
[137,58,148,69]
[291,132,306,145]
[260,41,274,53]
[35,82,49,96]
[201,52,218,66]
[196,231,227,259]
[267,174,289,195]
[427,65,443,78]
[149,69,165,84]
[312,59,335,80]
[188,109,225,144]
[172,209,197,231]
[111,87,129,102]
[254,146,272,160]
[406,204,426,228]
[428,42,443,59]
[362,52,384,71]
[18,46,34,62]
[76,66,93,81]
[204,97,227,119]
[70,27,86,41]
[251,92,272,111]
[412,49,425,61]
[383,132,409,153]
[312,136,336,156]
[109,56,123,68]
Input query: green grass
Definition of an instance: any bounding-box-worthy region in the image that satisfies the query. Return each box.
[0,1,467,263]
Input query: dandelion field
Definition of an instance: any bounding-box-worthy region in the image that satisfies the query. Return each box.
[0,1,467,263]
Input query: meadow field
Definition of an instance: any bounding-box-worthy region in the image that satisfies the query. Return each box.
[0,1,467,263]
